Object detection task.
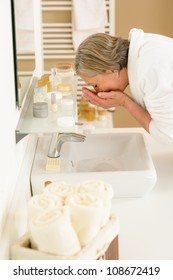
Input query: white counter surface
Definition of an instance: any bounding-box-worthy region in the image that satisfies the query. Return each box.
[111,128,173,260]
[1,128,173,260]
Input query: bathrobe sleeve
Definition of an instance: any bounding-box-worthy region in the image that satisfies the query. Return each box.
[128,28,173,144]
[139,64,173,144]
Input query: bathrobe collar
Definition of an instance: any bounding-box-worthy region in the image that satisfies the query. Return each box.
[127,28,146,107]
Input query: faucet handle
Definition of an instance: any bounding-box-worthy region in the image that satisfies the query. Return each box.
[68,132,86,139]
[60,132,85,139]
[59,132,86,142]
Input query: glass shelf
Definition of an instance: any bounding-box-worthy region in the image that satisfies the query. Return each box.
[16,76,78,143]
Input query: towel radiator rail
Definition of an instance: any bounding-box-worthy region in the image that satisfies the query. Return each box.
[41,0,115,99]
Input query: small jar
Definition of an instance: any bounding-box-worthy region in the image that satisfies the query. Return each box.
[61,98,74,111]
[33,102,48,118]
[57,83,72,97]
[56,63,74,84]
[57,116,75,132]
[33,86,45,103]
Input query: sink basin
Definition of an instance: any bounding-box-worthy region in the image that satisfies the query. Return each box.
[31,129,157,197]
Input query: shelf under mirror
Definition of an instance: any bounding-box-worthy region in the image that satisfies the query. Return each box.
[16,76,78,143]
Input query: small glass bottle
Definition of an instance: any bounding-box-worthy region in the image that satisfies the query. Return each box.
[33,86,45,103]
[50,92,58,112]
[84,103,96,121]
[38,78,47,95]
[78,98,88,119]
[49,66,61,91]
[45,91,62,111]
[41,74,50,93]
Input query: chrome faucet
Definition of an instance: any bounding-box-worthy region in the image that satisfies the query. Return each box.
[47,132,86,158]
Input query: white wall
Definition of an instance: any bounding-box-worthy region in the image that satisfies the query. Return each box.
[0,1,29,238]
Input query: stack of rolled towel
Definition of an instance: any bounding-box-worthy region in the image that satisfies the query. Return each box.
[28,180,113,257]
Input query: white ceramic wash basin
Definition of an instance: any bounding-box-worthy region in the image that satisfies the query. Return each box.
[31,129,157,197]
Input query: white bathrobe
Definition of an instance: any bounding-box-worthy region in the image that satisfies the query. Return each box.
[128,28,173,144]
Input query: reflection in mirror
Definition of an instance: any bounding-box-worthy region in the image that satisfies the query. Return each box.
[12,0,36,107]
[11,0,43,108]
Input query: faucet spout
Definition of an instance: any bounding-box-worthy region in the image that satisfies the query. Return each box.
[48,132,86,158]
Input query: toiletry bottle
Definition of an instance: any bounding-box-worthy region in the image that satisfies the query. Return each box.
[78,97,88,119]
[41,74,50,93]
[84,103,97,121]
[33,79,45,103]
[50,92,58,112]
[49,66,61,91]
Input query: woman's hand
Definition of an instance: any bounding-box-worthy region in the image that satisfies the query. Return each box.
[82,86,151,132]
[82,87,126,109]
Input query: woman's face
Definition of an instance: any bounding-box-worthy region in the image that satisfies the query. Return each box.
[80,68,129,93]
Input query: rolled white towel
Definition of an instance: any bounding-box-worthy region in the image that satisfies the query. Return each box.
[28,193,62,249]
[28,193,62,220]
[29,206,81,257]
[44,181,76,202]
[66,193,102,247]
[77,180,113,227]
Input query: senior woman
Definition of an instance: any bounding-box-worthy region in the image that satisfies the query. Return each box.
[74,28,173,144]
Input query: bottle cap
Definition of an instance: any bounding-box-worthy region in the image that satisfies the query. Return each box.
[51,92,56,104]
[37,79,45,87]
[46,92,62,100]
[42,74,49,83]
[56,63,74,76]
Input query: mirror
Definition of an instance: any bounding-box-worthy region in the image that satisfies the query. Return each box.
[11,0,41,108]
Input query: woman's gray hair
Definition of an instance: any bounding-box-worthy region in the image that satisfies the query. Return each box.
[75,33,129,77]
